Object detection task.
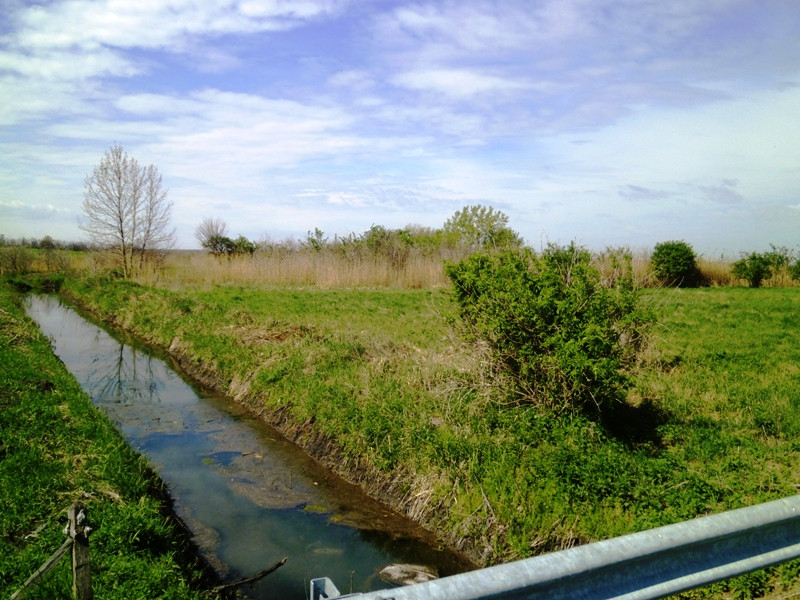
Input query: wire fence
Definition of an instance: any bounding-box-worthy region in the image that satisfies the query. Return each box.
[11,503,93,600]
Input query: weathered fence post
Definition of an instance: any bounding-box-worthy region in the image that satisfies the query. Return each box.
[68,503,93,600]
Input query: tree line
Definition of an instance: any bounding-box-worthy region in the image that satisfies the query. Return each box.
[63,145,521,277]
[193,204,522,267]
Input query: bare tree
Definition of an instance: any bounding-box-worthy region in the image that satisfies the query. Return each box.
[194,217,231,254]
[81,145,174,278]
[137,164,175,271]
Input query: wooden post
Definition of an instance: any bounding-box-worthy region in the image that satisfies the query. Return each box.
[68,503,93,600]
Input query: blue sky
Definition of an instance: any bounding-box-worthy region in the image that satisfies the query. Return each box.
[2,0,799,254]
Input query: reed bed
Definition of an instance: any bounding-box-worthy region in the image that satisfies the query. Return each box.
[16,244,798,290]
[139,247,764,291]
[135,250,456,290]
[139,246,658,290]
[697,258,737,286]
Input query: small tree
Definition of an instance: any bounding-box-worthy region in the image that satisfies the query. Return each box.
[81,145,174,278]
[232,235,257,256]
[360,225,413,269]
[442,205,522,253]
[136,164,174,271]
[305,228,327,252]
[789,259,800,282]
[40,235,57,251]
[203,234,236,257]
[764,246,791,268]
[650,240,698,286]
[731,253,773,288]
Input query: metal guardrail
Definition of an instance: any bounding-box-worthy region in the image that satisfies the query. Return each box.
[312,494,800,600]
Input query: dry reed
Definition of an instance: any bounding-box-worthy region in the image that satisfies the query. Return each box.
[136,251,453,290]
[74,246,797,290]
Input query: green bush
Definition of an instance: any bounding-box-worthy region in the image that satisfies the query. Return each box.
[445,243,651,413]
[360,224,414,268]
[731,253,774,288]
[789,259,800,282]
[233,235,257,256]
[650,240,697,286]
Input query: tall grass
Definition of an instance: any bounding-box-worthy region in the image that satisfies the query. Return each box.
[134,248,797,290]
[697,258,800,287]
[143,246,661,290]
[135,249,458,289]
[133,246,691,290]
[10,243,800,290]
[697,257,736,286]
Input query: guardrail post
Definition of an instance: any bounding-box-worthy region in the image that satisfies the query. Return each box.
[68,503,93,600]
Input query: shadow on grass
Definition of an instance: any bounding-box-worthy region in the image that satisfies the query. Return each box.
[597,398,672,446]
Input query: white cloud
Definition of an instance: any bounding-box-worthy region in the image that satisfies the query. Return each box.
[379,1,589,56]
[0,0,351,128]
[3,0,800,252]
[391,68,532,99]
[14,0,344,52]
[0,47,138,80]
[0,76,93,124]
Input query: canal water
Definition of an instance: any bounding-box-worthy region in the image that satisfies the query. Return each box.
[25,295,471,598]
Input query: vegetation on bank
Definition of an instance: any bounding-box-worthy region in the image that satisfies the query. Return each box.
[53,272,800,598]
[445,244,650,413]
[0,281,212,599]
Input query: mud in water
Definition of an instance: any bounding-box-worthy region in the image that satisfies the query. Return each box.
[25,295,472,598]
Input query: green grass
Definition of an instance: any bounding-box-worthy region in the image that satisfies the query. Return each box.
[0,281,211,599]
[636,287,800,514]
[57,275,800,597]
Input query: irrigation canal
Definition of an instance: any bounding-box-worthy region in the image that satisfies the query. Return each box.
[25,295,472,598]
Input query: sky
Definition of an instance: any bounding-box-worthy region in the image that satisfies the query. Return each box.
[2,0,800,255]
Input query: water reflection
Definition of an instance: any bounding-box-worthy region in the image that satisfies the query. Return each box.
[25,295,471,598]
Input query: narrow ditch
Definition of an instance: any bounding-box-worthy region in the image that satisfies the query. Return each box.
[25,294,473,598]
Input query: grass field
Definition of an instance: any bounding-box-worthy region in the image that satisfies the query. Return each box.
[54,273,800,598]
[0,281,211,599]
